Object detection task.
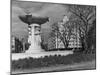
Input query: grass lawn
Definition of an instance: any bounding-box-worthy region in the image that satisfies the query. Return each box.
[11,53,96,74]
[12,60,95,74]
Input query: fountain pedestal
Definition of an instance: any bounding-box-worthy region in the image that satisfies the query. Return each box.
[26,24,43,53]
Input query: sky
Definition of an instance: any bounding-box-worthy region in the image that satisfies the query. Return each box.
[11,0,71,39]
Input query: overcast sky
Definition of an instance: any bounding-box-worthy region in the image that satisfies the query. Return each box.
[11,0,71,39]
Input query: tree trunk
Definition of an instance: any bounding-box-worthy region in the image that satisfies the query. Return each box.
[60,37,69,50]
[84,37,88,51]
[64,42,69,49]
[63,39,69,50]
[81,35,88,53]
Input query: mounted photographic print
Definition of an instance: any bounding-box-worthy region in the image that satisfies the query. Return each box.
[11,0,96,74]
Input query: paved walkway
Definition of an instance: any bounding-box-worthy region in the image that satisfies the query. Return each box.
[12,51,73,60]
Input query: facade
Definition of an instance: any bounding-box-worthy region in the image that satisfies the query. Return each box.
[47,29,81,50]
[11,36,24,53]
[55,28,81,49]
[47,16,81,50]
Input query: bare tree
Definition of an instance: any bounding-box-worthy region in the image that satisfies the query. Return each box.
[51,19,76,49]
[67,5,96,52]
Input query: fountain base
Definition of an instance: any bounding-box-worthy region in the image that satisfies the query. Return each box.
[25,43,43,53]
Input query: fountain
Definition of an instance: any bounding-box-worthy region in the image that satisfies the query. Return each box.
[18,14,49,53]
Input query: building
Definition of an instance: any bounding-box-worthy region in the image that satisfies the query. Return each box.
[11,36,24,53]
[47,16,81,50]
